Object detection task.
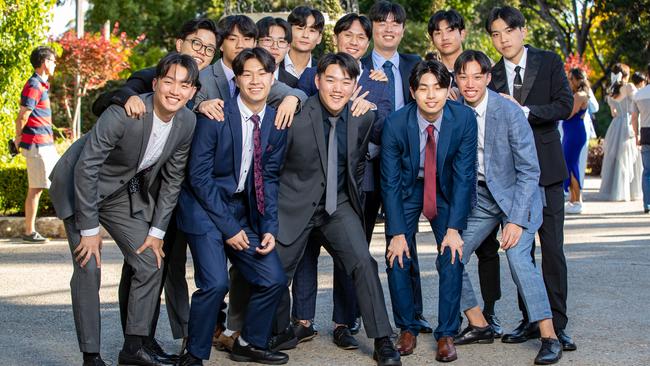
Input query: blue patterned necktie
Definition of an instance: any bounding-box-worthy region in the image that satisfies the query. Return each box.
[382,60,396,112]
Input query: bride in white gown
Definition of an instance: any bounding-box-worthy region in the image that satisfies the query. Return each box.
[599,63,643,201]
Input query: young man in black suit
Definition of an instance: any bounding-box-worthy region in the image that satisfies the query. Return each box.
[485,5,576,352]
[256,17,299,88]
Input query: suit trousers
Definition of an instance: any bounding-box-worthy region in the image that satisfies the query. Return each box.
[474,227,502,307]
[385,180,463,339]
[274,202,392,339]
[64,189,163,353]
[459,186,552,322]
[185,196,286,360]
[518,182,568,330]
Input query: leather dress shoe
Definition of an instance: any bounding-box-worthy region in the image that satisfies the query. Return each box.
[415,314,433,333]
[557,330,577,351]
[174,351,203,366]
[118,345,164,365]
[145,338,178,364]
[349,318,361,335]
[396,331,416,355]
[268,325,298,352]
[534,337,562,365]
[502,320,540,343]
[83,355,107,366]
[333,325,359,350]
[214,331,239,352]
[435,336,458,362]
[293,321,317,343]
[453,324,494,345]
[230,340,289,365]
[373,337,402,366]
[483,312,503,338]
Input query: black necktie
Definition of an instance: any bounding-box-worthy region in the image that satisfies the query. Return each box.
[513,65,523,104]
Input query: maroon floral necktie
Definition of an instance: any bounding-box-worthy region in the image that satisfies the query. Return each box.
[251,114,264,215]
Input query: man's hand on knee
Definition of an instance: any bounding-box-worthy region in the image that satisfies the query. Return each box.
[500,223,523,250]
[441,228,463,264]
[387,234,410,268]
[226,230,250,251]
[75,234,103,268]
[256,233,275,255]
[136,235,165,269]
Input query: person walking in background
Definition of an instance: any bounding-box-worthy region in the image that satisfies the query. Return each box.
[14,46,60,243]
[563,68,590,214]
[631,63,650,213]
[631,71,647,90]
[599,63,643,201]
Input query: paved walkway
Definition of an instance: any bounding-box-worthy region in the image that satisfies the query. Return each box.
[1,177,648,365]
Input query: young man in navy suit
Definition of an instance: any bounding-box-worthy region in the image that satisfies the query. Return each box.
[176,48,289,365]
[381,60,477,361]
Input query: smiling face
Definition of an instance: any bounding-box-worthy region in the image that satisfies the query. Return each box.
[315,64,357,115]
[236,57,274,109]
[411,72,449,121]
[431,20,465,58]
[152,64,198,118]
[175,28,217,71]
[489,18,527,63]
[220,26,256,67]
[334,20,370,61]
[259,25,290,65]
[291,15,323,53]
[456,60,491,107]
[372,13,404,53]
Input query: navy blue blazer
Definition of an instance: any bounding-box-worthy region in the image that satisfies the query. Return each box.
[360,52,421,105]
[176,100,288,238]
[380,101,477,236]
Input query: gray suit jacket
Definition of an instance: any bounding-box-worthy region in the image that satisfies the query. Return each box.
[49,93,196,232]
[193,58,307,110]
[277,95,375,244]
[480,89,543,230]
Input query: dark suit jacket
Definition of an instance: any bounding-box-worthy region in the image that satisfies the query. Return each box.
[381,101,477,236]
[278,67,299,88]
[176,100,287,238]
[50,93,196,232]
[277,95,375,244]
[489,45,572,186]
[92,67,156,117]
[360,52,421,104]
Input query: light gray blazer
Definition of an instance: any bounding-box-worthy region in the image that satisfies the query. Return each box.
[193,58,307,109]
[480,89,543,230]
[49,93,196,232]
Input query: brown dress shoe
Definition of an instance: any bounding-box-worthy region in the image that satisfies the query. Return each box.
[213,331,240,352]
[396,331,417,355]
[436,336,458,362]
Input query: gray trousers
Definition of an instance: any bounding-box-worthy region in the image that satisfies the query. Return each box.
[64,190,163,353]
[460,186,552,323]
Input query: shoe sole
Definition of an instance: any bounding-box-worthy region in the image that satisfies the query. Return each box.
[435,355,458,363]
[501,334,540,344]
[334,342,359,350]
[563,344,577,351]
[297,333,317,343]
[269,337,298,352]
[455,337,494,345]
[229,354,288,365]
[373,352,402,366]
[398,349,414,356]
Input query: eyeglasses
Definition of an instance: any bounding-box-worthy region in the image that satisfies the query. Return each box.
[187,38,216,57]
[258,37,289,49]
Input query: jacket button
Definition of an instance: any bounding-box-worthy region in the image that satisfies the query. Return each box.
[120,180,125,184]
[312,202,317,207]
[320,182,325,187]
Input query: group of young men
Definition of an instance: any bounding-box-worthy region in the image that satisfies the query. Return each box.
[45,2,577,366]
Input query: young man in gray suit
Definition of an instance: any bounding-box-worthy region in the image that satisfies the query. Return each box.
[49,53,199,366]
[452,50,562,365]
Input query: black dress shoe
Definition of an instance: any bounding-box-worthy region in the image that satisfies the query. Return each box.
[174,351,203,366]
[502,320,540,344]
[349,318,361,335]
[268,325,298,352]
[415,314,433,333]
[118,345,163,365]
[453,324,494,345]
[373,337,402,366]
[145,338,179,364]
[557,330,577,351]
[231,340,289,365]
[83,355,107,366]
[294,322,317,343]
[534,338,562,365]
[333,325,359,350]
[483,312,504,338]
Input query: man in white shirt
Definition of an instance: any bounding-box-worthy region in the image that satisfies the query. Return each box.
[281,6,324,79]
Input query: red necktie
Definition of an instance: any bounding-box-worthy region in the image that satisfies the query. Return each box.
[251,114,264,215]
[423,124,437,220]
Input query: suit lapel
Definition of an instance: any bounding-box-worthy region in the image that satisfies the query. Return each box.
[346,105,358,174]
[520,46,540,104]
[483,92,499,177]
[309,102,327,175]
[137,95,154,168]
[491,59,508,94]
[399,54,412,102]
[436,106,453,179]
[214,60,232,102]
[228,102,243,185]
[361,55,373,72]
[260,105,274,156]
[406,106,420,177]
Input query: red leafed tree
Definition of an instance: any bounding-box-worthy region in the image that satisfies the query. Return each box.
[55,23,144,139]
[565,52,592,76]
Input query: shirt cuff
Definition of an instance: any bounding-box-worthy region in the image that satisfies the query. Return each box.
[148,227,166,240]
[522,106,530,118]
[80,227,100,237]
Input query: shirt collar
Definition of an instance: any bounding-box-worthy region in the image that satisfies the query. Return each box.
[153,111,174,126]
[237,95,266,123]
[274,67,279,80]
[465,92,489,118]
[221,58,235,81]
[284,53,312,70]
[417,109,443,134]
[504,46,528,74]
[32,73,49,87]
[372,50,400,70]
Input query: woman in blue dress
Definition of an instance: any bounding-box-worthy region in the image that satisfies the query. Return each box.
[563,68,590,214]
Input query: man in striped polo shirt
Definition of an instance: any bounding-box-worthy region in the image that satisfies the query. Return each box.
[14,46,59,243]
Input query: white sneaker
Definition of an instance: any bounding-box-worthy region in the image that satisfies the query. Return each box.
[565,201,582,214]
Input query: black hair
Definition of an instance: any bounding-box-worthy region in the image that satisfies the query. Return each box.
[609,62,630,98]
[232,47,276,76]
[485,6,526,33]
[155,52,201,89]
[631,71,646,86]
[177,18,218,42]
[454,50,492,75]
[368,1,407,25]
[333,13,372,39]
[287,6,325,33]
[428,9,465,38]
[409,60,451,90]
[316,52,360,80]
[217,15,258,48]
[256,17,292,43]
[568,68,590,94]
[30,46,55,69]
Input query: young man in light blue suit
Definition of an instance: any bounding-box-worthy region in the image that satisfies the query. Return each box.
[451,50,562,365]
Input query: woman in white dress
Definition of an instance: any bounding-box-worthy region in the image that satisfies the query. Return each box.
[599,63,643,201]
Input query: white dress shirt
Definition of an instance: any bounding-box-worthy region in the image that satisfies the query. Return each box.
[466,93,488,181]
[221,59,236,97]
[284,52,312,79]
[371,50,405,110]
[417,110,442,178]
[504,46,530,118]
[236,95,266,193]
[81,112,173,239]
